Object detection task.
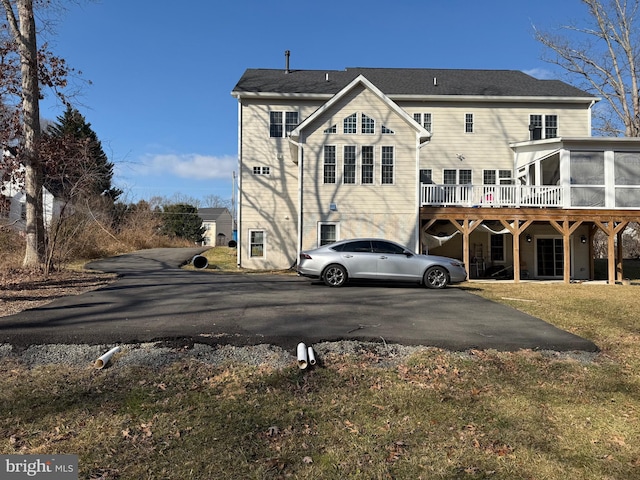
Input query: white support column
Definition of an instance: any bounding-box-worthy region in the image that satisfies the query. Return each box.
[604,150,615,208]
[559,149,572,208]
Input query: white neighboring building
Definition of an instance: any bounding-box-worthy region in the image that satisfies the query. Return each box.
[1,149,59,229]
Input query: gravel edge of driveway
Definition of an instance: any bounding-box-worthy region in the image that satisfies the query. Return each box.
[0,341,600,370]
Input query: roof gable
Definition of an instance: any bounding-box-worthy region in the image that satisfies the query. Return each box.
[290,75,430,143]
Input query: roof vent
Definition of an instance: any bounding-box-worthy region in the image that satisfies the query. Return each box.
[325,73,329,82]
[433,77,437,86]
[285,50,290,74]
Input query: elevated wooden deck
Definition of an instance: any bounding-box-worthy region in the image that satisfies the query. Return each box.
[420,206,640,284]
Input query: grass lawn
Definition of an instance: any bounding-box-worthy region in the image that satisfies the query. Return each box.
[1,250,639,479]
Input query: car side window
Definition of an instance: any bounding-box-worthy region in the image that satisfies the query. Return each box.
[372,241,404,254]
[341,240,372,253]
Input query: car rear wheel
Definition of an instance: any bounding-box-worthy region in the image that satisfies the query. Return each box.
[424,266,449,289]
[323,264,347,287]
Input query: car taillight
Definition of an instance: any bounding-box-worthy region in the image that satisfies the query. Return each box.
[300,253,312,260]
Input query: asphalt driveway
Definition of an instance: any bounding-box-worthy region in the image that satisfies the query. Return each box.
[0,248,598,352]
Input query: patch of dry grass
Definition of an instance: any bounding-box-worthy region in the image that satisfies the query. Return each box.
[2,281,640,478]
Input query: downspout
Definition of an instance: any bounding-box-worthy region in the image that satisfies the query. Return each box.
[236,98,243,267]
[287,136,304,263]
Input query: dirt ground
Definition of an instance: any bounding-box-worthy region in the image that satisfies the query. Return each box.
[0,269,116,317]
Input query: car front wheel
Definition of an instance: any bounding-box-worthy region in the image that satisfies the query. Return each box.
[323,264,347,287]
[424,266,449,289]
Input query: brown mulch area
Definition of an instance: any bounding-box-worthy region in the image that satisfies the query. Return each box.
[0,269,117,317]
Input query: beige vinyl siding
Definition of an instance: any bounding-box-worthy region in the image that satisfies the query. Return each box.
[239,100,319,269]
[400,101,590,184]
[299,86,419,251]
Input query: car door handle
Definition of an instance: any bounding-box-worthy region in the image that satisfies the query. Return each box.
[343,254,353,258]
[379,255,388,260]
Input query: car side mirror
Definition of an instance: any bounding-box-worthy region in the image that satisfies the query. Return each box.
[403,250,413,257]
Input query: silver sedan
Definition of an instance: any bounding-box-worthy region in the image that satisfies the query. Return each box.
[297,238,467,289]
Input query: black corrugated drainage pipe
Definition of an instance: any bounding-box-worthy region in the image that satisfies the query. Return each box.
[192,255,208,269]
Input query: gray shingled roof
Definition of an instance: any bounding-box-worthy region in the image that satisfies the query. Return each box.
[198,207,229,221]
[232,67,594,98]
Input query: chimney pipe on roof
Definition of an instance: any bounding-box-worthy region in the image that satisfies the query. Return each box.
[285,50,290,74]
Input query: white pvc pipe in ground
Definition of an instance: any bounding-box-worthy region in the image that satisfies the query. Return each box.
[307,346,316,366]
[297,342,308,369]
[95,346,121,369]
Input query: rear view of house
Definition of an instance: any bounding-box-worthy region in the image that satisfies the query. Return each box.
[232,57,640,283]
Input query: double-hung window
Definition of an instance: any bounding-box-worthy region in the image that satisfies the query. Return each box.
[381,146,394,184]
[483,169,512,185]
[444,169,472,184]
[361,146,374,184]
[323,146,336,184]
[529,114,558,139]
[319,223,338,246]
[465,113,474,133]
[250,230,265,258]
[343,146,356,184]
[413,113,432,132]
[269,111,298,138]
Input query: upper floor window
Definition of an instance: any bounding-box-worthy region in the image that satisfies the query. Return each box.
[269,111,298,138]
[343,113,357,134]
[324,145,336,184]
[444,169,472,184]
[343,146,357,184]
[361,114,375,134]
[324,124,337,134]
[342,112,393,134]
[529,114,558,140]
[361,146,374,184]
[381,146,394,184]
[465,113,474,133]
[483,169,512,185]
[413,113,432,132]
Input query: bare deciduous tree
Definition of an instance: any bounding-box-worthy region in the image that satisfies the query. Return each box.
[535,0,640,136]
[2,0,44,267]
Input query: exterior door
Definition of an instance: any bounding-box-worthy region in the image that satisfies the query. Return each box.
[536,238,564,277]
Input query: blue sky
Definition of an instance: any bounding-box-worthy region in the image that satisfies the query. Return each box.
[38,0,588,205]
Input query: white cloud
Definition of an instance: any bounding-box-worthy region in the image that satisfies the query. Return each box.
[132,153,237,180]
[523,68,555,80]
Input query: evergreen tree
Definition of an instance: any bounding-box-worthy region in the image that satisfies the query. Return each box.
[161,203,205,243]
[42,105,121,202]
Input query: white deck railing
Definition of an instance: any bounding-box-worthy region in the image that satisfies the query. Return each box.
[421,184,564,208]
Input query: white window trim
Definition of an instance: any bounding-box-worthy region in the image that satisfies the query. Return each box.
[269,110,299,138]
[248,229,266,258]
[381,145,395,185]
[318,222,340,247]
[323,145,337,185]
[464,113,474,134]
[530,114,559,139]
[343,145,358,185]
